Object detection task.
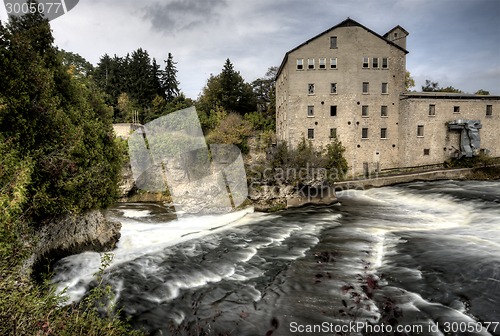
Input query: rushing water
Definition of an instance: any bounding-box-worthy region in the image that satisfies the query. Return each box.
[53,180,500,335]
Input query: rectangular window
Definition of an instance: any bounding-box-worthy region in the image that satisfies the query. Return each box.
[382,58,388,69]
[307,128,315,139]
[362,105,369,117]
[454,106,460,113]
[381,128,387,139]
[381,105,388,117]
[362,128,369,139]
[330,83,337,94]
[382,82,388,94]
[308,58,315,69]
[330,36,337,49]
[296,59,303,70]
[486,105,493,117]
[330,58,337,69]
[330,105,337,116]
[362,57,369,68]
[363,82,369,93]
[308,83,315,95]
[417,125,424,137]
[429,104,436,116]
[424,149,430,156]
[372,57,379,68]
[319,58,326,69]
[330,128,337,138]
[307,105,314,117]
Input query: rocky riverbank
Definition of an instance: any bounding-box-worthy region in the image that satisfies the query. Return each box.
[26,210,121,280]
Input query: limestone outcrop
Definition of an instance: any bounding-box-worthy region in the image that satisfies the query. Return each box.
[28,210,121,278]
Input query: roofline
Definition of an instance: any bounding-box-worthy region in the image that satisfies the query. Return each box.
[401,92,500,100]
[383,25,409,37]
[276,17,409,80]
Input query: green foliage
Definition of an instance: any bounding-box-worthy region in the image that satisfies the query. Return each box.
[254,138,348,185]
[244,110,275,132]
[196,59,257,117]
[422,79,462,93]
[206,112,253,154]
[161,53,180,102]
[0,250,144,336]
[405,70,415,91]
[474,89,490,95]
[444,152,499,169]
[0,11,122,218]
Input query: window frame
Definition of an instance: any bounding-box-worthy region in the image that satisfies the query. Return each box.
[381,105,388,117]
[486,105,493,117]
[362,57,369,68]
[417,125,424,137]
[381,82,388,94]
[307,128,315,140]
[380,128,387,139]
[372,57,379,68]
[453,106,460,113]
[330,36,337,49]
[330,58,337,69]
[296,58,304,70]
[382,57,388,69]
[362,105,369,117]
[318,58,326,69]
[330,128,337,139]
[330,83,337,94]
[308,83,315,95]
[362,128,369,139]
[362,82,369,94]
[308,58,315,70]
[307,105,314,117]
[429,104,436,116]
[330,105,337,117]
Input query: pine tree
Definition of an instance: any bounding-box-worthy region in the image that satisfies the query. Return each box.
[161,53,180,102]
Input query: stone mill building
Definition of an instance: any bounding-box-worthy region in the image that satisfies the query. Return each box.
[275,18,499,177]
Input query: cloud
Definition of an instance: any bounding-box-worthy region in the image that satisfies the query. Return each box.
[144,0,227,33]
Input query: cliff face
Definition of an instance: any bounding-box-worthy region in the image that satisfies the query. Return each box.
[27,210,121,279]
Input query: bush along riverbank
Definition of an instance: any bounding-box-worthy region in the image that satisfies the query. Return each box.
[0,12,144,335]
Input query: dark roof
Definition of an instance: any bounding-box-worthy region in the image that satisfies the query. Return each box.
[401,92,500,100]
[276,18,409,79]
[383,25,409,38]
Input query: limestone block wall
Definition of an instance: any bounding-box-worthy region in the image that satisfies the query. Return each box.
[399,95,500,168]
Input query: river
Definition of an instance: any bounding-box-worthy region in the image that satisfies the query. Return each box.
[52,180,500,335]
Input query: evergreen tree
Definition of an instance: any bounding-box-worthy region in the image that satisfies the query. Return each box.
[197,59,257,119]
[161,52,180,102]
[0,10,122,219]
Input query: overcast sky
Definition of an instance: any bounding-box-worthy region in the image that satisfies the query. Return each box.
[1,0,499,98]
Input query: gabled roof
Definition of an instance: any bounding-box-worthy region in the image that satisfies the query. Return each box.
[276,18,409,79]
[383,25,409,38]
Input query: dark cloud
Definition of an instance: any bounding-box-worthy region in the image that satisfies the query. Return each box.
[144,0,227,33]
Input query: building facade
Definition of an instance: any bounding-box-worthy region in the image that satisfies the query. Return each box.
[276,18,499,177]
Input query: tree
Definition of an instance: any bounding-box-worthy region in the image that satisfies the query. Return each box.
[422,79,462,93]
[197,59,257,118]
[252,66,277,112]
[405,70,415,91]
[422,79,439,92]
[0,10,122,219]
[59,49,94,78]
[475,89,490,95]
[161,53,180,102]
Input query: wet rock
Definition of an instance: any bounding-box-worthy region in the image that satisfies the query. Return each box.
[27,210,121,279]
